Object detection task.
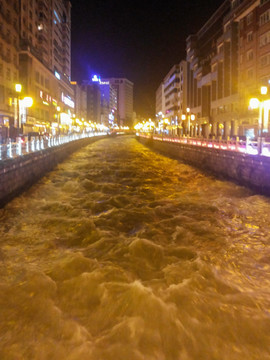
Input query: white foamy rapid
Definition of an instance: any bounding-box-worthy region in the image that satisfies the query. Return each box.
[0,136,270,359]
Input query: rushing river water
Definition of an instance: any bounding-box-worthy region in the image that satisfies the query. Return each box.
[0,136,270,360]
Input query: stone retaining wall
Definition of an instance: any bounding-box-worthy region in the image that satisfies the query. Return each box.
[0,136,105,207]
[137,136,270,196]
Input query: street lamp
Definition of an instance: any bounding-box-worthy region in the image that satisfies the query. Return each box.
[56,106,61,135]
[249,86,270,154]
[15,84,22,130]
[19,96,33,135]
[181,108,195,136]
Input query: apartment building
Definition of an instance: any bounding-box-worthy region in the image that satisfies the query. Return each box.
[19,0,74,135]
[81,81,101,124]
[70,81,87,122]
[186,1,231,138]
[0,0,20,141]
[0,0,74,138]
[155,60,188,135]
[104,78,134,127]
[234,0,270,137]
[185,0,270,139]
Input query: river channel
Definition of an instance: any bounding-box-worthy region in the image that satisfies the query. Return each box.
[0,135,270,359]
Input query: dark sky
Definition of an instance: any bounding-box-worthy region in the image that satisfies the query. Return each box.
[71,0,225,117]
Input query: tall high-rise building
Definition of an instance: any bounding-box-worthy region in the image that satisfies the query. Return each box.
[0,0,20,141]
[0,0,75,138]
[20,0,71,80]
[103,78,134,127]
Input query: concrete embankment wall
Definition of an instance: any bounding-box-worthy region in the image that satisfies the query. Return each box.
[137,136,270,196]
[0,136,106,207]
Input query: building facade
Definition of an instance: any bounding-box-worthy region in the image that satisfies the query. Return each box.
[155,60,188,135]
[81,81,101,124]
[185,0,270,139]
[70,81,87,122]
[0,0,74,140]
[104,78,134,127]
[0,0,20,141]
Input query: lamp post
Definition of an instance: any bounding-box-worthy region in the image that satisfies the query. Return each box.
[249,86,269,155]
[56,106,61,135]
[15,84,22,132]
[20,97,33,135]
[181,108,195,136]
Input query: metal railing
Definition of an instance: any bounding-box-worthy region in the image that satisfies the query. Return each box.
[0,131,107,161]
[138,133,270,157]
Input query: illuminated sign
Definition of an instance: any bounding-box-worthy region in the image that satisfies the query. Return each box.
[92,75,100,82]
[61,93,75,108]
[55,71,61,80]
[40,91,52,104]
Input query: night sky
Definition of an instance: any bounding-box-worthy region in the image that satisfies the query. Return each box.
[71,0,226,117]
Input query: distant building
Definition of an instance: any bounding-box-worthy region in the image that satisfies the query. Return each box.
[70,81,87,122]
[103,78,134,127]
[155,60,188,135]
[100,82,118,127]
[81,81,101,124]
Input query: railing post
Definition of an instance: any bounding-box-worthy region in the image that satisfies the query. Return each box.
[30,137,35,152]
[7,139,12,158]
[25,139,29,153]
[16,137,22,156]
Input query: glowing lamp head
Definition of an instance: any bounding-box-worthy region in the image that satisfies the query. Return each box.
[15,84,22,93]
[22,97,33,108]
[249,98,260,110]
[186,108,190,113]
[56,106,61,112]
[261,86,268,95]
[181,114,186,120]
[191,114,195,121]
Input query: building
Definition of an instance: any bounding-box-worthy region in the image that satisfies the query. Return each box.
[19,0,74,135]
[81,81,101,124]
[0,0,75,139]
[103,78,134,127]
[70,81,87,123]
[185,0,270,139]
[0,0,20,141]
[186,1,231,138]
[100,81,117,128]
[234,0,270,138]
[155,60,188,135]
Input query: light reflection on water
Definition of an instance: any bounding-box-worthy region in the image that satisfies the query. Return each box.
[0,136,270,360]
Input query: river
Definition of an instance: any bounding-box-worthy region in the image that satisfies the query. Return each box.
[0,135,270,360]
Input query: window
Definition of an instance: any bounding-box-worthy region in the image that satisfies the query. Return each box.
[260,9,270,25]
[259,30,270,47]
[260,53,270,67]
[247,31,253,42]
[247,50,254,61]
[240,54,243,64]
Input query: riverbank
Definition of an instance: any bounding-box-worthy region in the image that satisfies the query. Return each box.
[137,135,270,196]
